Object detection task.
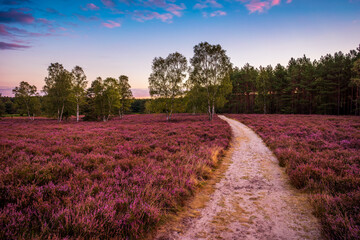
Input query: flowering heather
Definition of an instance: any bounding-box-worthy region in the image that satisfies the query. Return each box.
[0,114,231,239]
[226,114,360,240]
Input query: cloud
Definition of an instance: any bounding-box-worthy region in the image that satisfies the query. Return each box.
[0,23,52,37]
[102,20,121,28]
[141,0,168,8]
[210,10,227,17]
[0,0,30,5]
[0,9,34,23]
[101,0,115,7]
[246,1,270,13]
[272,0,280,6]
[166,3,186,17]
[75,14,100,22]
[238,0,290,13]
[84,3,100,11]
[45,8,65,16]
[194,0,223,9]
[133,10,173,23]
[0,24,11,36]
[0,41,30,50]
[36,18,52,25]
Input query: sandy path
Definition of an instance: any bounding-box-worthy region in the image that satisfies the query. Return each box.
[159,115,321,240]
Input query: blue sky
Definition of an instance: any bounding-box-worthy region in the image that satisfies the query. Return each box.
[0,0,360,97]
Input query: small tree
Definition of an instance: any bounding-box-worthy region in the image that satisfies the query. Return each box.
[148,52,187,121]
[189,42,232,120]
[71,66,87,122]
[13,81,40,120]
[43,63,73,122]
[118,75,133,119]
[103,77,120,121]
[86,77,106,121]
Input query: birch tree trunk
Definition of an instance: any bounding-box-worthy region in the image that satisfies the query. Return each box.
[59,103,65,122]
[76,103,79,122]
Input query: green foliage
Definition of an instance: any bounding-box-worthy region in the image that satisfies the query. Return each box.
[225,45,360,115]
[350,58,360,115]
[189,42,232,120]
[84,75,134,121]
[12,81,41,120]
[71,66,87,122]
[145,97,186,114]
[0,94,5,117]
[118,75,133,118]
[43,63,74,121]
[149,52,187,120]
[130,99,147,113]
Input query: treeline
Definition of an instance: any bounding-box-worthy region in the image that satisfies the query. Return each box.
[0,96,147,117]
[224,47,360,115]
[2,43,360,120]
[0,63,136,121]
[146,43,360,118]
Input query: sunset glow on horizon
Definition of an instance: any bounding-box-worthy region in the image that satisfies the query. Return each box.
[1,0,360,97]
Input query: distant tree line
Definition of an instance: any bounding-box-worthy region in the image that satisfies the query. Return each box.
[147,43,360,117]
[0,63,135,121]
[223,47,360,115]
[1,43,360,120]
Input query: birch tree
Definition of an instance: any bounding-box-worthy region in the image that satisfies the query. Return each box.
[13,81,39,120]
[43,63,72,122]
[189,42,231,120]
[148,52,187,121]
[71,66,87,122]
[118,75,133,119]
[103,77,120,121]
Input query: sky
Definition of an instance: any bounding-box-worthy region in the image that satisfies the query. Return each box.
[0,0,360,98]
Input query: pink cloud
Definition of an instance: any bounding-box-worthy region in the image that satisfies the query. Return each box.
[86,3,100,10]
[210,10,227,17]
[102,20,121,28]
[166,3,186,17]
[101,0,115,8]
[194,0,222,9]
[133,11,173,23]
[272,0,281,6]
[0,41,30,50]
[0,24,10,36]
[238,0,291,13]
[0,9,34,23]
[246,1,270,13]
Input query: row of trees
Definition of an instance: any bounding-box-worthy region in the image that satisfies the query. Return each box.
[3,43,360,121]
[225,48,360,115]
[148,42,232,121]
[148,43,360,118]
[7,63,134,121]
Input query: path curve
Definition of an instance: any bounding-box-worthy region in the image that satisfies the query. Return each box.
[160,115,321,240]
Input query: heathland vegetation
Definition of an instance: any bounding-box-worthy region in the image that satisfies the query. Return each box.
[1,42,360,239]
[227,114,360,239]
[0,114,231,239]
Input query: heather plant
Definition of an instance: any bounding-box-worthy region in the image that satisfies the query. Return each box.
[227,114,360,239]
[0,114,230,239]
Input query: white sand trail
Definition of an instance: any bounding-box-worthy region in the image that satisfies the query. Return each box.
[158,115,321,240]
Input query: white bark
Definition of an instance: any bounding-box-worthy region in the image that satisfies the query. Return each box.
[76,103,79,122]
